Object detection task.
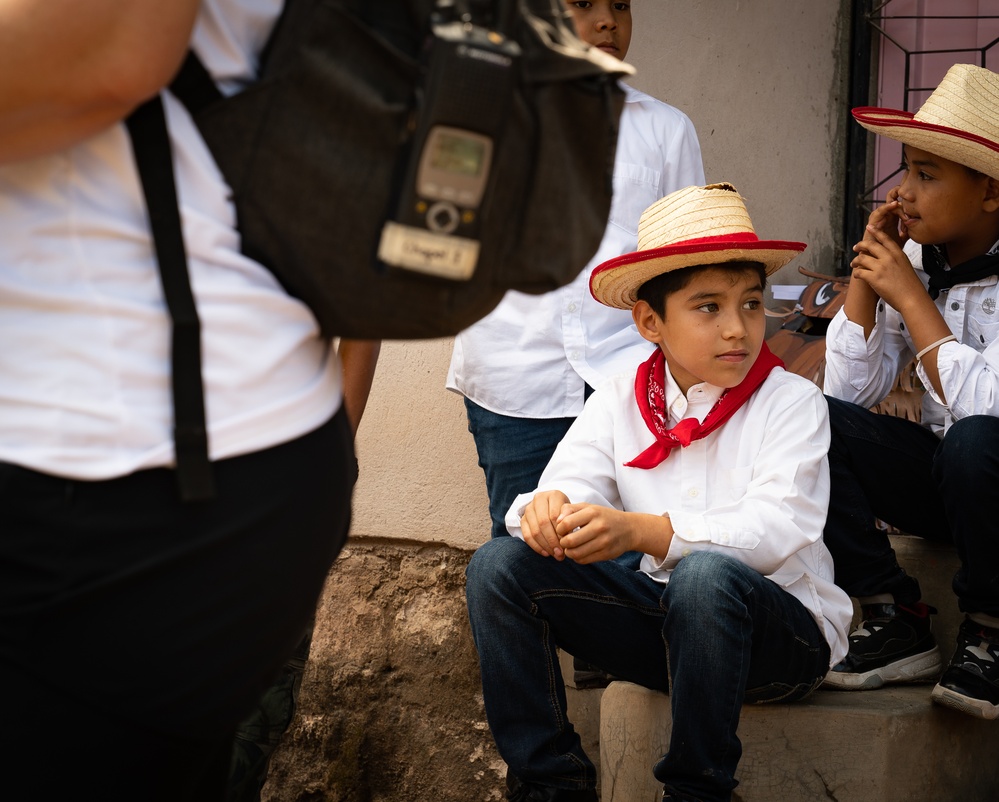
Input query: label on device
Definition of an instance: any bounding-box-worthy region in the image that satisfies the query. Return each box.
[377,222,480,280]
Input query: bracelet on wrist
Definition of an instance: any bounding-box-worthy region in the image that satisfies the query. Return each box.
[916,334,957,362]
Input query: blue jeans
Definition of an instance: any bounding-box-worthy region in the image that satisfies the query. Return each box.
[463,398,581,540]
[824,396,999,615]
[465,538,830,801]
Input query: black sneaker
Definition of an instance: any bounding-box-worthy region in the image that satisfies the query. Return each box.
[931,618,999,720]
[661,788,706,801]
[506,773,597,801]
[822,601,942,690]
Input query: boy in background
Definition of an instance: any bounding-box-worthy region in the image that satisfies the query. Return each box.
[466,183,852,802]
[822,64,999,720]
[447,0,704,543]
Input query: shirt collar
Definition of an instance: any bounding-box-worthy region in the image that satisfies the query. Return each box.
[664,370,726,424]
[933,236,999,268]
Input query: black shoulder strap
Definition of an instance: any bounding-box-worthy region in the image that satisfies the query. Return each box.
[169,51,224,115]
[125,96,216,502]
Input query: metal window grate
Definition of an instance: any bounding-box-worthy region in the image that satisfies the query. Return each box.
[843,0,999,269]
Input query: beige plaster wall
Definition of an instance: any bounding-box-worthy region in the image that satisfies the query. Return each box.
[351,0,853,551]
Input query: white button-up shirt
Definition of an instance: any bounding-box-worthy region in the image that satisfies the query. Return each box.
[0,0,342,480]
[506,362,852,667]
[824,238,999,435]
[447,85,705,418]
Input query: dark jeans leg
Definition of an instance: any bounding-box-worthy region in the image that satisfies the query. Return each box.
[465,537,666,791]
[463,398,577,539]
[934,415,999,616]
[823,396,949,603]
[653,552,829,801]
[465,540,828,801]
[226,625,314,802]
[0,408,356,800]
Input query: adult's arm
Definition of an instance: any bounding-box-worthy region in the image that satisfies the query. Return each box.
[0,0,200,164]
[337,339,382,438]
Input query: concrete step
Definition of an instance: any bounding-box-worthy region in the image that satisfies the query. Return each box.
[600,681,999,801]
[595,535,999,801]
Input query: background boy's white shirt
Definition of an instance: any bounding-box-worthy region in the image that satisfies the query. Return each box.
[823,238,999,435]
[446,85,705,418]
[0,0,342,480]
[505,367,851,666]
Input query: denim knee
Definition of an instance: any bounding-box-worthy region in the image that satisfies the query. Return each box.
[666,551,745,612]
[466,537,525,603]
[935,415,999,485]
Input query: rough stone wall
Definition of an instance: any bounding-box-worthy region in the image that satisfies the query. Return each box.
[262,538,506,801]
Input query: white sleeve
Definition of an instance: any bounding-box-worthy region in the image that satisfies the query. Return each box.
[660,379,831,577]
[504,389,622,537]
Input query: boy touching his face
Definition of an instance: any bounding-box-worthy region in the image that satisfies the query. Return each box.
[822,64,999,720]
[465,183,851,802]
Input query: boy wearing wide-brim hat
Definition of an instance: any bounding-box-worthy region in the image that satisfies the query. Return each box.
[821,63,999,719]
[466,183,852,802]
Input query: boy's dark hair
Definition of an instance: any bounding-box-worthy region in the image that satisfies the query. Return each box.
[636,261,767,318]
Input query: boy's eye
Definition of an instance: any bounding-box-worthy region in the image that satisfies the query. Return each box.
[744,299,762,310]
[697,303,719,313]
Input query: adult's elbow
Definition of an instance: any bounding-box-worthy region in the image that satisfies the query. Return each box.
[88,50,186,116]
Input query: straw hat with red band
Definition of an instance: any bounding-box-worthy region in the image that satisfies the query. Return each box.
[852,63,999,181]
[589,182,806,310]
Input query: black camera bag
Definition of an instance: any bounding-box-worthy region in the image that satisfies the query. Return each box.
[125,0,629,499]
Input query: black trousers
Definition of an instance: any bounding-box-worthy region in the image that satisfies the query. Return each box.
[824,396,999,616]
[0,408,355,801]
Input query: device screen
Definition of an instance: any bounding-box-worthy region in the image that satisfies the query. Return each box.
[431,131,487,177]
[417,126,493,207]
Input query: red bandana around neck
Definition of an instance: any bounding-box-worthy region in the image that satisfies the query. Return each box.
[625,342,784,469]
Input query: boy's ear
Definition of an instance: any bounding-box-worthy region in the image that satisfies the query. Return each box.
[632,300,663,344]
[984,176,999,213]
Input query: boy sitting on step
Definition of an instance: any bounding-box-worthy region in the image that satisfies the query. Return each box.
[465,183,852,802]
[821,63,999,720]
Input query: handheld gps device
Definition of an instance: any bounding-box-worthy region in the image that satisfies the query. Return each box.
[378,8,520,280]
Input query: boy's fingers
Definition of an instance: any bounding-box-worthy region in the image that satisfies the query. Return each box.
[556,505,602,543]
[519,511,548,556]
[535,514,565,558]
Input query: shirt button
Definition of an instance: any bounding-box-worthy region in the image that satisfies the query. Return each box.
[567,302,577,312]
[682,549,692,557]
[952,302,960,310]
[570,351,580,360]
[687,487,699,498]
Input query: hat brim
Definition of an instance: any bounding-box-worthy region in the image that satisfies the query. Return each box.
[853,107,999,181]
[589,239,806,310]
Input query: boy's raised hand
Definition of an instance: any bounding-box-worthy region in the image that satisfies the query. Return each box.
[844,189,910,334]
[851,223,925,311]
[864,189,908,247]
[520,490,571,559]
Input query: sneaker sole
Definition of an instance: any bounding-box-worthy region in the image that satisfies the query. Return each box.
[822,648,943,690]
[931,683,999,720]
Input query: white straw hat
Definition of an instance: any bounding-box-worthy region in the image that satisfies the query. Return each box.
[852,63,999,181]
[589,182,806,310]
